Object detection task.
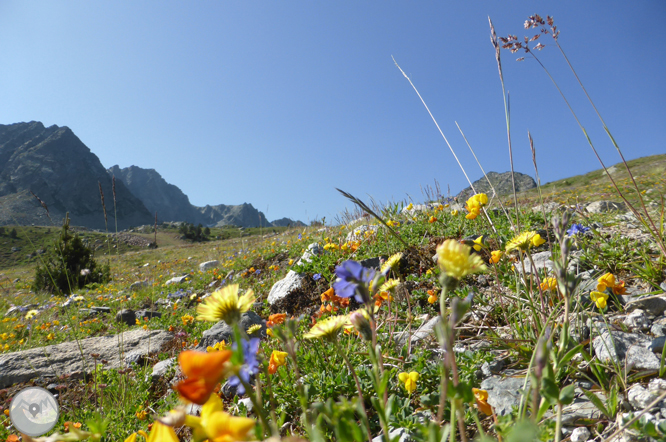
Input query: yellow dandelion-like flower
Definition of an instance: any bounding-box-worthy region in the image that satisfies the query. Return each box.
[25,310,38,320]
[196,284,255,325]
[378,279,400,293]
[303,315,349,341]
[436,239,487,281]
[380,253,403,274]
[246,324,262,335]
[505,231,540,253]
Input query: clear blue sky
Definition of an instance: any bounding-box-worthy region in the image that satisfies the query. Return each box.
[1,2,664,224]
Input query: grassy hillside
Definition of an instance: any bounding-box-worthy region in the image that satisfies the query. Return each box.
[512,153,666,206]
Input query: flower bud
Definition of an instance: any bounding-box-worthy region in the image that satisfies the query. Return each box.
[349,310,373,341]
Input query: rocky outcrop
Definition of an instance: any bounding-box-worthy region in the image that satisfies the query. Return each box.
[0,122,153,229]
[456,171,536,201]
[108,165,200,223]
[110,164,295,228]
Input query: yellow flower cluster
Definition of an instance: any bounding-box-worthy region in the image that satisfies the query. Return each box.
[465,193,488,220]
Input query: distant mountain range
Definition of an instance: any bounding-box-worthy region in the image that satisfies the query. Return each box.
[0,122,304,229]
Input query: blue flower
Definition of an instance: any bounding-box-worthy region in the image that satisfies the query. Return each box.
[313,273,322,281]
[228,338,261,395]
[255,269,261,275]
[298,233,302,240]
[567,223,590,237]
[332,260,375,304]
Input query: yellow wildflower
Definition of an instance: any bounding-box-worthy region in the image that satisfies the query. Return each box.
[472,388,493,415]
[398,372,419,394]
[540,277,557,292]
[436,239,487,281]
[268,350,289,374]
[196,284,255,324]
[490,250,503,264]
[303,315,349,341]
[505,231,540,253]
[590,291,609,309]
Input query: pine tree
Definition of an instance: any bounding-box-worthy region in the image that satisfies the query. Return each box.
[33,214,110,295]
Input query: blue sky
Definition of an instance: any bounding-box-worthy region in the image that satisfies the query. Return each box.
[1,2,664,224]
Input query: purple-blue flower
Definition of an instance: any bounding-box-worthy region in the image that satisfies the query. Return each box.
[313,273,322,281]
[332,260,376,303]
[228,338,261,395]
[298,233,302,240]
[567,223,590,237]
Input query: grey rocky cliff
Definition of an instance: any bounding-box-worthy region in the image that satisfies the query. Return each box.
[0,122,153,229]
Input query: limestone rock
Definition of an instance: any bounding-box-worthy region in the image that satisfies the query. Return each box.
[166,275,190,285]
[585,201,627,214]
[0,329,174,388]
[593,330,659,371]
[199,261,219,272]
[267,271,306,306]
[115,309,136,326]
[625,295,666,317]
[456,171,536,201]
[196,312,266,349]
[346,225,379,242]
[480,375,526,416]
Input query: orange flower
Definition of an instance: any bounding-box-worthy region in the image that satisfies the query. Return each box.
[427,290,438,304]
[267,313,287,328]
[174,350,232,405]
[472,388,493,415]
[268,350,289,374]
[428,216,437,223]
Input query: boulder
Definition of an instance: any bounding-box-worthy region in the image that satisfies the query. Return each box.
[199,261,219,272]
[585,201,627,214]
[166,275,190,285]
[593,330,659,371]
[480,375,526,416]
[116,309,136,326]
[129,281,149,291]
[147,357,177,383]
[267,271,306,306]
[0,329,174,388]
[625,295,666,317]
[196,311,266,349]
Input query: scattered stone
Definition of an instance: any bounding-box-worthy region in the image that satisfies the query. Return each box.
[165,275,190,285]
[395,316,440,347]
[479,359,506,379]
[593,330,660,371]
[115,309,136,326]
[0,329,174,388]
[196,311,266,349]
[91,306,111,314]
[135,310,162,320]
[585,201,627,214]
[199,261,219,272]
[532,202,563,213]
[480,375,526,416]
[298,243,324,265]
[360,257,382,270]
[267,271,306,306]
[129,280,149,291]
[401,205,429,216]
[651,323,666,337]
[372,428,411,442]
[650,336,666,354]
[147,357,176,383]
[570,427,591,442]
[623,309,652,332]
[627,384,659,410]
[625,295,666,317]
[239,397,253,413]
[346,225,379,242]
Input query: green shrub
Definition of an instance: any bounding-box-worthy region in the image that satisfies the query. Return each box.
[32,214,110,295]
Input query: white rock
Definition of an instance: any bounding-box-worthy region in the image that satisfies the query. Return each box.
[239,397,253,412]
[268,271,306,306]
[199,260,220,272]
[623,309,652,332]
[165,275,190,285]
[346,225,379,242]
[570,427,591,442]
[628,384,658,410]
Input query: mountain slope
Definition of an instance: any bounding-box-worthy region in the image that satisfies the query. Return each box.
[0,122,153,229]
